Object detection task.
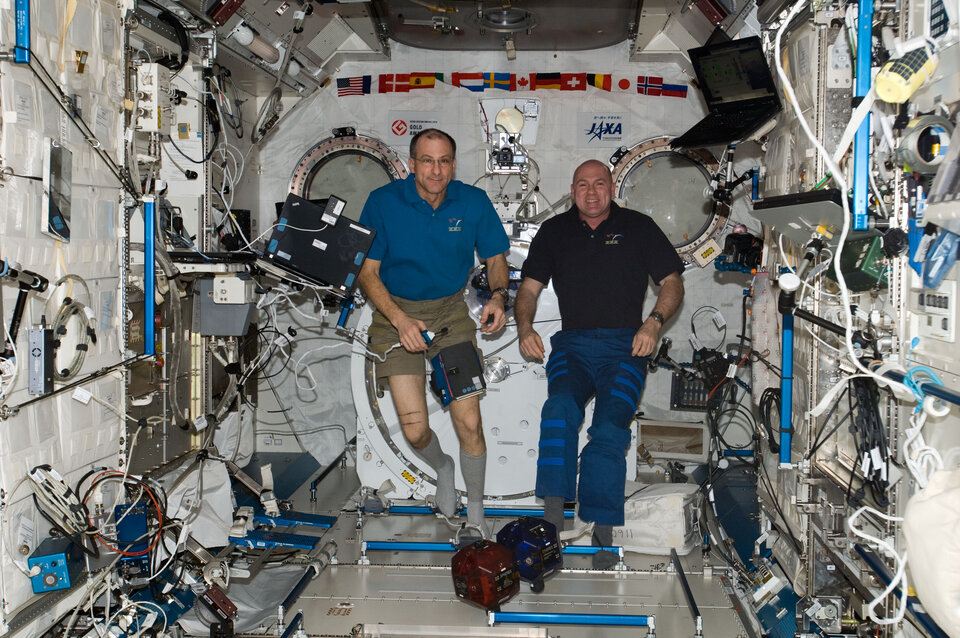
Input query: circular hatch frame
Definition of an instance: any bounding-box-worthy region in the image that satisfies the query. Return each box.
[289,128,409,201]
[609,137,729,265]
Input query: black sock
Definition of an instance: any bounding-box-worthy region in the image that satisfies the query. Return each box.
[593,524,613,548]
[592,525,618,569]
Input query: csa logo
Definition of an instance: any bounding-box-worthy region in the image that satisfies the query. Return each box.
[605,233,622,245]
[448,218,463,232]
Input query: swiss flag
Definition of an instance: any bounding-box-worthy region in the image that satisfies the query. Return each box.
[561,73,587,91]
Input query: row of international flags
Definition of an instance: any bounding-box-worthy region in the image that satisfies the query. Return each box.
[336,72,688,98]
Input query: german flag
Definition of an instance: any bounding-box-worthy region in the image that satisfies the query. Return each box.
[587,73,612,91]
[533,72,561,89]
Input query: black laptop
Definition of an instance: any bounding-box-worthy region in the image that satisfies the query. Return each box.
[260,193,375,294]
[671,36,782,149]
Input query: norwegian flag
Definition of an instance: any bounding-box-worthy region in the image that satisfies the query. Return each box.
[637,76,663,96]
[336,76,371,96]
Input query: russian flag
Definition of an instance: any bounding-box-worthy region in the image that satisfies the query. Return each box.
[661,83,688,98]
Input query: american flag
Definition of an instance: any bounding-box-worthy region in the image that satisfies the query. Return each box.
[337,76,371,96]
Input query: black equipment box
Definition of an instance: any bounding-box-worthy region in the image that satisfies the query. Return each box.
[496,517,563,591]
[451,539,520,610]
[430,341,486,406]
[261,193,374,294]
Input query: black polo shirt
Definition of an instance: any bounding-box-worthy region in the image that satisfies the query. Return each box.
[521,203,684,330]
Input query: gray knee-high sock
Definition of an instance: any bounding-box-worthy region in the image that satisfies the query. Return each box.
[413,433,457,517]
[460,450,489,538]
[543,496,565,533]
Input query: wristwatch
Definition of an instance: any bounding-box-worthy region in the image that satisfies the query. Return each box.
[491,287,510,303]
[647,311,665,325]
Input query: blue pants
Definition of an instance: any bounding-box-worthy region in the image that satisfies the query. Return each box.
[534,329,648,526]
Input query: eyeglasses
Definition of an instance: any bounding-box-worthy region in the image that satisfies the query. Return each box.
[415,157,454,168]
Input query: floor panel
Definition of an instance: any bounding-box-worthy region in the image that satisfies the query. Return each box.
[269,464,751,638]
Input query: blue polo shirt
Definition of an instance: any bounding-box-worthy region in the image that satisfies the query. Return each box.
[359,175,509,301]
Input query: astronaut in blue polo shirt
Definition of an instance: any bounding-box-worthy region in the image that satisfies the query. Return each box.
[514,159,685,567]
[358,128,510,538]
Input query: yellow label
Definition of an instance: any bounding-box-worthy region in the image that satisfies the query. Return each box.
[401,470,416,484]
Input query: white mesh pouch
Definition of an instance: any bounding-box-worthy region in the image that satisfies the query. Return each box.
[612,482,702,555]
[903,469,960,637]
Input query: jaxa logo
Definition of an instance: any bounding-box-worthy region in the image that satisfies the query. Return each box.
[605,233,622,245]
[448,218,463,232]
[587,120,623,141]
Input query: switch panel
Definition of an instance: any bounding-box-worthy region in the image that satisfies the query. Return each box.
[913,278,956,343]
[136,63,173,133]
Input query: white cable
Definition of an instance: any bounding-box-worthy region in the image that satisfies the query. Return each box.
[903,410,944,488]
[1,318,20,401]
[774,0,913,397]
[1,478,42,576]
[259,289,327,324]
[294,341,353,391]
[847,506,909,625]
[869,168,890,217]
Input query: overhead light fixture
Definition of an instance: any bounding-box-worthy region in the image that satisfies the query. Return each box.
[478,6,535,33]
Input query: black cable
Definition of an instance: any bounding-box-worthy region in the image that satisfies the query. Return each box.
[756,458,804,556]
[19,49,138,196]
[690,305,727,350]
[759,387,781,454]
[152,9,190,73]
[30,493,100,559]
[806,390,855,460]
[166,131,220,164]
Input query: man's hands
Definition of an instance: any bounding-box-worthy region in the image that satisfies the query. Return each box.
[395,313,430,352]
[518,326,545,361]
[394,296,506,353]
[632,320,660,357]
[479,295,507,334]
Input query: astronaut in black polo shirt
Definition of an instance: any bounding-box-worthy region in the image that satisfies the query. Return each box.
[514,159,685,568]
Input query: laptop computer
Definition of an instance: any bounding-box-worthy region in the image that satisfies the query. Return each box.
[671,36,782,149]
[260,193,375,295]
[752,188,845,247]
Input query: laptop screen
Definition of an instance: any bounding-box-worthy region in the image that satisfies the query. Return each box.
[691,37,778,106]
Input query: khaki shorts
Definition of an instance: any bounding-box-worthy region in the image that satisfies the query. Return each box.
[368,292,481,382]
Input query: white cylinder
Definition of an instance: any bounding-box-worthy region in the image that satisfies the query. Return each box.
[232,24,280,64]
